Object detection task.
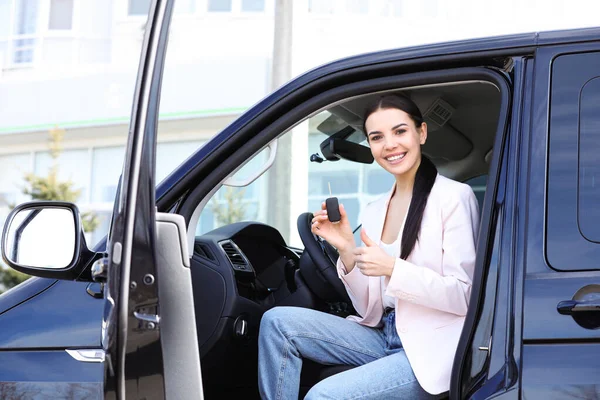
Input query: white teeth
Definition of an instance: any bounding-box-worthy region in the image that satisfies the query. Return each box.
[386,154,405,161]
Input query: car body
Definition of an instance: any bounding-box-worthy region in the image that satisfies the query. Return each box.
[1,1,600,399]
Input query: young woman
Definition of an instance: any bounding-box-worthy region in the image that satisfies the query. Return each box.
[258,94,479,399]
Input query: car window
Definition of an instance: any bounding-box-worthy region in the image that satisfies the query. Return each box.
[195,108,492,249]
[195,110,394,248]
[547,51,600,271]
[464,174,487,213]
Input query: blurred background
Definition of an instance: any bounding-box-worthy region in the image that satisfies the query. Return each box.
[0,0,599,292]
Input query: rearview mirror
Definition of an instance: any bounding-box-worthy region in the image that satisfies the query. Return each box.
[1,202,94,280]
[320,137,374,164]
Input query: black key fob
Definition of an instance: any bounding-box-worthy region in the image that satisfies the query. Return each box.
[326,197,341,223]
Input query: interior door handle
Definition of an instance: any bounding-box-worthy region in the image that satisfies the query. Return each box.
[557,299,600,315]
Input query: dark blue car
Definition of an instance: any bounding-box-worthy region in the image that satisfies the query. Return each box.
[2,1,600,398]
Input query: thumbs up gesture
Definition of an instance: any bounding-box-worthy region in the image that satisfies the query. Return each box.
[353,229,396,277]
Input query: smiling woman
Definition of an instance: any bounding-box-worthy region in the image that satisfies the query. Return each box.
[256,91,480,399]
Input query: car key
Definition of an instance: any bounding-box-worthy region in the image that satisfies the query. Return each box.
[326,182,341,223]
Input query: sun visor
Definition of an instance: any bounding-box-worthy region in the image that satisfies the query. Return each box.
[422,124,472,161]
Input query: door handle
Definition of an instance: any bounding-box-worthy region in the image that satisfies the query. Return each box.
[557,299,600,315]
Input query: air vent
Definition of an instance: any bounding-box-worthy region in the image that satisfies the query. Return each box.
[194,243,215,261]
[219,240,251,272]
[423,98,455,131]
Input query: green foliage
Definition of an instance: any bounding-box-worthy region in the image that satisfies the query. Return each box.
[22,166,99,233]
[0,265,29,294]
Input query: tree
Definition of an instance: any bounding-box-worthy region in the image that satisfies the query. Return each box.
[0,267,29,294]
[0,127,99,294]
[210,187,252,226]
[23,127,99,233]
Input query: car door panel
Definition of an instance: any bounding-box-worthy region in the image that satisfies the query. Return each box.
[0,280,103,347]
[521,45,600,397]
[0,350,102,399]
[524,275,600,339]
[522,344,600,399]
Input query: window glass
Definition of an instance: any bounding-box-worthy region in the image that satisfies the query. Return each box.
[48,0,73,30]
[14,0,38,35]
[578,77,600,241]
[0,0,11,38]
[208,0,232,12]
[381,0,403,17]
[175,0,196,14]
[547,51,600,271]
[422,0,438,17]
[308,0,335,14]
[156,140,204,184]
[346,0,368,14]
[0,153,32,208]
[242,0,264,12]
[196,110,394,248]
[464,174,487,212]
[12,0,38,64]
[128,0,151,16]
[91,146,125,203]
[90,211,111,250]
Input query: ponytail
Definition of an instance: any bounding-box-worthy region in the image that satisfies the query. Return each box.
[400,155,437,260]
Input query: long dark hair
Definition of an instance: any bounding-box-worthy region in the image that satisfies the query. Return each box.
[362,94,438,260]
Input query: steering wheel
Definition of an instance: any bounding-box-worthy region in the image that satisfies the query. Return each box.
[297,212,352,304]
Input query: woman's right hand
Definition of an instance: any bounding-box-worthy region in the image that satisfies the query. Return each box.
[311,202,356,254]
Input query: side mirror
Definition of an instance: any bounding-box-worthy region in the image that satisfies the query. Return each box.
[1,201,95,280]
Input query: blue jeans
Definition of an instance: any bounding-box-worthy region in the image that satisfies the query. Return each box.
[258,306,437,399]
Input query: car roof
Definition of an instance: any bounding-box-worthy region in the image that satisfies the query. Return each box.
[305,26,600,75]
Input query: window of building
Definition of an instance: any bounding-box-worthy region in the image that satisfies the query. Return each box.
[174,0,196,14]
[308,0,335,14]
[156,140,205,183]
[208,0,232,12]
[48,0,73,30]
[381,0,403,17]
[34,149,91,202]
[0,1,11,38]
[128,0,151,16]
[12,0,39,64]
[346,0,369,14]
[241,0,264,12]
[91,146,125,203]
[422,0,438,17]
[0,153,32,208]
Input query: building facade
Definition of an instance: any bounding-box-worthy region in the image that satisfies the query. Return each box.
[0,0,597,248]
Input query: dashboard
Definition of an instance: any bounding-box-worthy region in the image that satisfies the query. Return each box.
[189,222,316,392]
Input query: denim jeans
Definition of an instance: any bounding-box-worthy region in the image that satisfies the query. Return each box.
[258,306,439,399]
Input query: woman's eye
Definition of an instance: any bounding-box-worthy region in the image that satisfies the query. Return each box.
[395,129,406,135]
[371,135,382,141]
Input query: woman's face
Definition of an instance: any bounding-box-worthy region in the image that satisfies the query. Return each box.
[364,107,427,178]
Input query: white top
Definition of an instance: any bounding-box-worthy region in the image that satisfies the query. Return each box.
[380,237,400,309]
[378,196,411,310]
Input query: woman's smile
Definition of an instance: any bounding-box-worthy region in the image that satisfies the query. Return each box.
[384,152,407,165]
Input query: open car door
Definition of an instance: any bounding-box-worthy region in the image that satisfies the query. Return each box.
[101,0,203,398]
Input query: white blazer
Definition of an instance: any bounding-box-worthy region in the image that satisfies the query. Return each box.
[337,174,479,395]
